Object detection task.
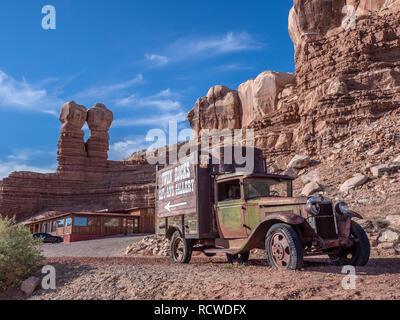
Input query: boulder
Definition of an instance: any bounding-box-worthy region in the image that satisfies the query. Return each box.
[340,174,369,193]
[59,101,87,131]
[238,71,296,127]
[301,170,319,184]
[371,164,399,178]
[358,220,375,232]
[378,230,399,243]
[20,276,40,296]
[283,168,298,178]
[86,103,114,160]
[288,155,312,169]
[187,85,242,137]
[386,215,400,231]
[393,155,400,164]
[367,147,383,156]
[301,181,322,197]
[377,242,394,250]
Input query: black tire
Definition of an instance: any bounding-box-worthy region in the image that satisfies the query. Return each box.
[329,221,370,266]
[170,231,192,264]
[226,252,250,264]
[265,223,303,270]
[238,252,250,263]
[226,254,238,264]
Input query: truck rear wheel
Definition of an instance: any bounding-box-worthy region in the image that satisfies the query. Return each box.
[329,221,370,266]
[265,223,303,270]
[170,231,192,264]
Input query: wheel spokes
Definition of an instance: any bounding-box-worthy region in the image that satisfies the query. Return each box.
[270,232,291,269]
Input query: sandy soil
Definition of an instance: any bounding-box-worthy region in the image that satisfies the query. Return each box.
[2,255,399,300]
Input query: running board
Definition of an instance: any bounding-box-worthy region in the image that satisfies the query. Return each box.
[203,248,239,255]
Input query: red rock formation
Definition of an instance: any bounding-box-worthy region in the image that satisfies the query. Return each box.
[187,1,400,159]
[290,0,400,155]
[187,86,242,138]
[0,102,155,221]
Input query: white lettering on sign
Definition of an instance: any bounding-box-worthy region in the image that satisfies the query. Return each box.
[174,162,190,182]
[158,162,194,204]
[176,179,195,196]
[161,170,173,187]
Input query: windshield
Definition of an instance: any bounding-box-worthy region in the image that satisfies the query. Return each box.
[245,178,292,199]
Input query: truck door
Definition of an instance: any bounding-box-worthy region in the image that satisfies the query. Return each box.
[216,179,247,239]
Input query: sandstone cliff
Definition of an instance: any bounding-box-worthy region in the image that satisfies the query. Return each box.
[188,0,400,159]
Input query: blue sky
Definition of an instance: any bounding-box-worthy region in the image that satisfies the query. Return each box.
[0,0,295,179]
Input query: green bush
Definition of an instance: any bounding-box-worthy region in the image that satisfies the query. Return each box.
[0,216,43,292]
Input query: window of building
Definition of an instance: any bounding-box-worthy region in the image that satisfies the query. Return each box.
[57,219,65,228]
[104,218,120,227]
[40,223,46,233]
[52,221,57,233]
[65,218,72,227]
[74,217,88,227]
[88,217,99,227]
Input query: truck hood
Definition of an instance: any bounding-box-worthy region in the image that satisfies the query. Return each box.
[247,197,308,206]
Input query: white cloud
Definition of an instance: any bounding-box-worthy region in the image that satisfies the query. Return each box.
[113,111,188,128]
[114,88,187,129]
[117,88,182,111]
[145,54,169,67]
[149,32,262,64]
[0,70,62,116]
[0,161,57,180]
[211,63,253,73]
[74,74,144,100]
[108,137,151,161]
[0,149,57,180]
[181,32,261,56]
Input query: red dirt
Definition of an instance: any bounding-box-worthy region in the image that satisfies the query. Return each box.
[1,255,399,300]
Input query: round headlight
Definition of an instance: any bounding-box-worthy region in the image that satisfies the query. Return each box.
[306,198,321,216]
[336,202,349,215]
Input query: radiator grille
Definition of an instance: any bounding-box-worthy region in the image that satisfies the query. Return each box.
[316,203,338,239]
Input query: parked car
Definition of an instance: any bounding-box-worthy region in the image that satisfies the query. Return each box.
[33,233,63,243]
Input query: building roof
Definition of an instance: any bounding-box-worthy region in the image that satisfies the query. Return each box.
[22,210,147,225]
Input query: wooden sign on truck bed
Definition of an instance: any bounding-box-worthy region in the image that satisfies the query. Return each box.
[155,153,217,239]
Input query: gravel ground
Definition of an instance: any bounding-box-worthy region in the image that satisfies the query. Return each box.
[2,255,399,300]
[41,234,148,258]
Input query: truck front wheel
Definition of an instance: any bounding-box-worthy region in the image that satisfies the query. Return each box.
[329,221,370,266]
[170,231,192,264]
[265,224,304,270]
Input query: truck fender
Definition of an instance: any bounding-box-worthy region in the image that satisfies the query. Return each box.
[237,213,307,254]
[348,210,363,220]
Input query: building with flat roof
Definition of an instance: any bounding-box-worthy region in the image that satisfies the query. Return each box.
[23,206,155,242]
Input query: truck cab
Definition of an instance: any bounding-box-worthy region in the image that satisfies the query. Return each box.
[156,149,370,270]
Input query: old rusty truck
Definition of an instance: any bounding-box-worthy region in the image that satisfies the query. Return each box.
[156,148,370,270]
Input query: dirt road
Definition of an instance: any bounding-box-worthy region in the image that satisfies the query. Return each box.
[41,234,147,258]
[2,255,399,300]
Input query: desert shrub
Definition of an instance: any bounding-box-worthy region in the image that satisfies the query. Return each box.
[0,216,43,292]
